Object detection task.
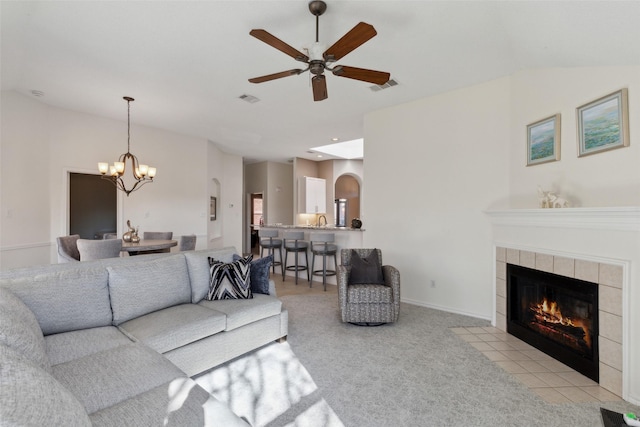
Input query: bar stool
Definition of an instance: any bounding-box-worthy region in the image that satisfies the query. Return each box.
[309,233,338,291]
[282,231,309,284]
[259,229,283,275]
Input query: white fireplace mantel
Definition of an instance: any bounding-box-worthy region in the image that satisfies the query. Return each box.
[485,207,640,231]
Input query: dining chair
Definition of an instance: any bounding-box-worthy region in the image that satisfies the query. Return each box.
[179,234,197,251]
[56,235,81,263]
[142,231,173,253]
[76,239,122,261]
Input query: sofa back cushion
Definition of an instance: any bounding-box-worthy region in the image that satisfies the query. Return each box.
[184,247,237,303]
[0,287,50,371]
[0,268,112,335]
[108,254,191,325]
[0,344,92,427]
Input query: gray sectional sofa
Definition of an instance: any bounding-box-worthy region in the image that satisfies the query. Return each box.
[0,247,288,426]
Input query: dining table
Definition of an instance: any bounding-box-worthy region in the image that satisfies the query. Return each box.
[120,239,178,256]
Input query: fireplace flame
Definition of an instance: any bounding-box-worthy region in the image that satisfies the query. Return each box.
[531,298,592,349]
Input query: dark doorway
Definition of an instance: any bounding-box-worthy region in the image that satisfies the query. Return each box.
[70,173,117,239]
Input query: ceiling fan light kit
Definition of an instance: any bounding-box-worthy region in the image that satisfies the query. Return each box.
[249,0,390,102]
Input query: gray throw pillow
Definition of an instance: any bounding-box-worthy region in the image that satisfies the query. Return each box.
[349,250,385,285]
[207,256,253,300]
[233,254,272,295]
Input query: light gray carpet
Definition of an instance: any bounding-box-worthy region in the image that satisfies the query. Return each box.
[280,294,639,427]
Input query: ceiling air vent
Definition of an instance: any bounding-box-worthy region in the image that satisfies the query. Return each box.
[369,78,399,92]
[239,94,260,103]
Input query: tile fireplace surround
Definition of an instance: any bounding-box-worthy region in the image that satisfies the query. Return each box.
[486,207,640,405]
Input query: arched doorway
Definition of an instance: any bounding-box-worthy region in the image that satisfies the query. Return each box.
[334,175,360,227]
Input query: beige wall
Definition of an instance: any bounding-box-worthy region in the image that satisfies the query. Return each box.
[364,66,640,321]
[364,76,512,318]
[508,67,640,208]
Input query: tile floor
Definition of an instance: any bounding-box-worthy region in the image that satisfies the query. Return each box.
[452,326,622,404]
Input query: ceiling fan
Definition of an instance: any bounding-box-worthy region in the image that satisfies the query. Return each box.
[248,0,390,102]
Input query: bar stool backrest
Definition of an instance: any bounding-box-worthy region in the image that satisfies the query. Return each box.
[259,229,279,238]
[283,231,305,242]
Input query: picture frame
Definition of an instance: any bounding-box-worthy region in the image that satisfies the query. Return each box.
[527,113,561,166]
[210,196,217,221]
[577,88,629,157]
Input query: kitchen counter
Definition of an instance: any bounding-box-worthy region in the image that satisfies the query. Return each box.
[258,224,364,286]
[259,224,365,232]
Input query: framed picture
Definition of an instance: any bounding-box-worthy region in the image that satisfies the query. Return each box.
[577,88,629,157]
[210,196,217,221]
[527,114,561,166]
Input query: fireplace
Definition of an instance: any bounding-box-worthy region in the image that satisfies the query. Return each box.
[507,264,599,382]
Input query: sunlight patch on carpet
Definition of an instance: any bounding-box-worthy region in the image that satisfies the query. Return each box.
[195,342,344,427]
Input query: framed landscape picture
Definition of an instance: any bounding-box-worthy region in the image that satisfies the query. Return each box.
[527,114,561,166]
[577,88,629,157]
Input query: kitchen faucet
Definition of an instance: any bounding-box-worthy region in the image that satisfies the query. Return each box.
[317,215,327,227]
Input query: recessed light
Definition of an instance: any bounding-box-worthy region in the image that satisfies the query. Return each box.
[317,154,323,158]
[331,137,339,141]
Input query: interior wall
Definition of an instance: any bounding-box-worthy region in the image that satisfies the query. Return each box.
[363,77,512,319]
[508,66,640,208]
[0,90,241,269]
[0,91,51,268]
[266,162,293,225]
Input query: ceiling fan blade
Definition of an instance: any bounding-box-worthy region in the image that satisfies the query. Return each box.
[332,66,390,85]
[250,29,309,62]
[323,22,377,62]
[249,69,306,84]
[312,75,328,102]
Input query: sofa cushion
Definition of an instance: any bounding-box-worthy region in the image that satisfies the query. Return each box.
[198,294,282,331]
[52,342,185,414]
[89,378,207,427]
[185,247,237,303]
[0,268,112,335]
[0,286,50,371]
[45,326,133,366]
[90,377,250,427]
[207,255,253,300]
[108,254,191,325]
[234,253,272,295]
[0,344,91,427]
[118,304,227,354]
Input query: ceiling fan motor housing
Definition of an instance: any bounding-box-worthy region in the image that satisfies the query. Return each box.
[310,60,325,75]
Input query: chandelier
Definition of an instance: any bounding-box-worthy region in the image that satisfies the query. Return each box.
[98,96,156,196]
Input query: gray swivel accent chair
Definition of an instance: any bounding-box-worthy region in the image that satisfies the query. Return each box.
[309,232,337,291]
[142,231,173,253]
[282,231,309,284]
[259,229,283,275]
[337,248,400,325]
[56,235,81,263]
[179,234,197,251]
[76,238,123,261]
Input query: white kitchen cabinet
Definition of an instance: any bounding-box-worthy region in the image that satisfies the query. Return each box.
[298,177,326,214]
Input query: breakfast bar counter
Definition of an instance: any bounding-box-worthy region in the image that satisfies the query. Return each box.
[257,224,364,285]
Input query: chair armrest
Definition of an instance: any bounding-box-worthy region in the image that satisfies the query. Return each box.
[382,265,400,303]
[337,265,351,313]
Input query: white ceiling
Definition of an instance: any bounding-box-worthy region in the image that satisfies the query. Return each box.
[2,1,640,164]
